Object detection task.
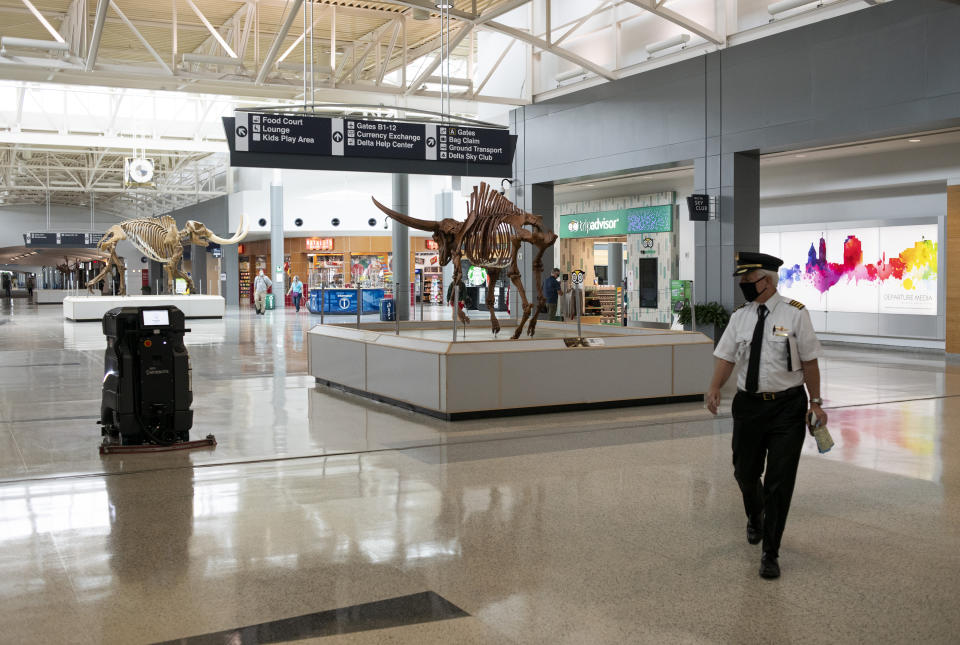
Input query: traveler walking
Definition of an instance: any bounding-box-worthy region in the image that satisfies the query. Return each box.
[253,269,272,315]
[287,275,304,312]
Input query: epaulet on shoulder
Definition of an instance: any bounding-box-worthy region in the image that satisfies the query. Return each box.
[733,303,747,313]
[788,299,805,310]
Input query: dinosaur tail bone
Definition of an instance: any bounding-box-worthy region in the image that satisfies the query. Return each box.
[371,197,440,233]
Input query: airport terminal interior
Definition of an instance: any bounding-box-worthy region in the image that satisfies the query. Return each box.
[1,1,959,643]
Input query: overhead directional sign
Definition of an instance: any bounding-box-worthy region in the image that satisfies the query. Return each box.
[438,124,512,164]
[226,111,516,178]
[235,112,332,155]
[344,118,427,159]
[24,232,104,248]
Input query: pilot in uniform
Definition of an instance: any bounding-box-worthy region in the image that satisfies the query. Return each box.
[706,252,828,579]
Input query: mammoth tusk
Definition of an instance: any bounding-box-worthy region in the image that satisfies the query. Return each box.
[371,197,440,232]
[207,216,249,245]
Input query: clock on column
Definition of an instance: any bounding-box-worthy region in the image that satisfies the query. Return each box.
[124,157,155,186]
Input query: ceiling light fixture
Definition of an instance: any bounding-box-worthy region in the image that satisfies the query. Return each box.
[0,36,70,54]
[555,67,586,84]
[908,138,922,143]
[646,33,691,56]
[768,0,822,19]
[435,3,454,8]
[182,53,242,67]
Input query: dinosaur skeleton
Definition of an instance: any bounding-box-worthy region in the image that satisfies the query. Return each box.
[86,216,248,296]
[372,182,558,339]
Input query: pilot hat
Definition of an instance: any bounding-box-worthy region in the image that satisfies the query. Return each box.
[733,251,783,276]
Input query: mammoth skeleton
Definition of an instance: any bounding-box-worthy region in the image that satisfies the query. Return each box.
[86,216,248,296]
[372,182,558,339]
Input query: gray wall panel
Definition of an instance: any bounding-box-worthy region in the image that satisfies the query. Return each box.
[824,312,879,336]
[878,314,939,340]
[515,1,960,187]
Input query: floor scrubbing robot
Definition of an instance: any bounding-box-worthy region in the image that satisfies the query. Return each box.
[99,305,214,454]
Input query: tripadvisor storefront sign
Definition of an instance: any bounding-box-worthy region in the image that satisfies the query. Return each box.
[558,205,674,239]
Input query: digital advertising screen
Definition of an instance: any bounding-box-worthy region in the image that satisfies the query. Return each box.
[761,224,938,316]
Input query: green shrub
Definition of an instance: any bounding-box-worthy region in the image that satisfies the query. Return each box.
[677,301,730,329]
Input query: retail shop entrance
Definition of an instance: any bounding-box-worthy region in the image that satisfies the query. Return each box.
[551,168,694,328]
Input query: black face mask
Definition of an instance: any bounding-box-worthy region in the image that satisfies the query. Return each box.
[739,277,767,302]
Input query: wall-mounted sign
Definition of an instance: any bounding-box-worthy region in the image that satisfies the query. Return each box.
[687,194,713,221]
[558,205,674,239]
[233,112,512,166]
[425,240,439,250]
[306,237,335,251]
[23,232,104,248]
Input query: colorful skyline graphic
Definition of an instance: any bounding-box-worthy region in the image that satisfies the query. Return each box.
[780,234,937,293]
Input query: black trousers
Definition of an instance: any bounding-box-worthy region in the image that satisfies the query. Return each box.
[731,387,807,557]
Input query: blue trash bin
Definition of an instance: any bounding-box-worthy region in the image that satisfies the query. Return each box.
[379,299,396,321]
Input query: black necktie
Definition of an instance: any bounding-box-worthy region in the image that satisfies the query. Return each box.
[745,304,768,393]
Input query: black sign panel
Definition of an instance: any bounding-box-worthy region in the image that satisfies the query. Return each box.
[345,119,426,159]
[59,233,89,247]
[25,233,58,247]
[236,112,332,155]
[23,232,104,248]
[687,194,712,221]
[438,125,511,165]
[226,113,515,177]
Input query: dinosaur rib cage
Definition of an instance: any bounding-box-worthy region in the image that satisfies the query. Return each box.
[104,217,178,263]
[463,183,521,269]
[464,216,515,268]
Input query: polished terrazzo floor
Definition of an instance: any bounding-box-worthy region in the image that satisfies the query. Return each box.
[1,298,958,644]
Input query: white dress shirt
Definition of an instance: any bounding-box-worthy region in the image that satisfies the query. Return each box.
[714,291,823,393]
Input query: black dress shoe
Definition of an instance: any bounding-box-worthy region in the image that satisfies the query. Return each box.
[759,553,780,579]
[746,520,762,545]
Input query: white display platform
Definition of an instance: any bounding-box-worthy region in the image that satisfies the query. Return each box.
[63,295,225,321]
[37,289,101,304]
[308,321,714,420]
[63,318,227,349]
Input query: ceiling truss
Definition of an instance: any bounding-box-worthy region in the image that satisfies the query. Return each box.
[0,143,226,218]
[0,0,882,107]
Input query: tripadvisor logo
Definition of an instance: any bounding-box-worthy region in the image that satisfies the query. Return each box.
[567,216,620,233]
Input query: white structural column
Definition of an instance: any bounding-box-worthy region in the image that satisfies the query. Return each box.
[270,169,285,303]
[392,173,411,321]
[608,241,623,288]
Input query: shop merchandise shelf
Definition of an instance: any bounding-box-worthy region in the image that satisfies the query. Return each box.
[583,286,621,325]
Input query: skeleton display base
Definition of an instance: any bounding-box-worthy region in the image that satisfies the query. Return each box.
[308,320,713,420]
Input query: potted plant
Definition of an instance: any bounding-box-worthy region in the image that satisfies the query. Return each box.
[677,301,730,343]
